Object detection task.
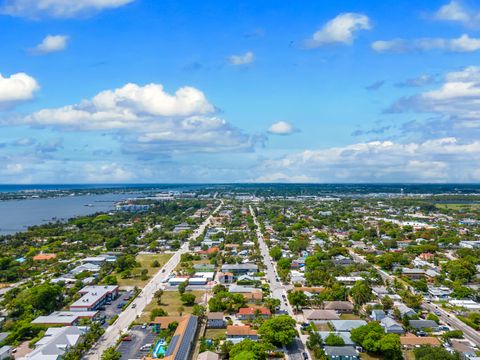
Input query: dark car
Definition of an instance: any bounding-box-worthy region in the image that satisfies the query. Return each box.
[303,352,309,359]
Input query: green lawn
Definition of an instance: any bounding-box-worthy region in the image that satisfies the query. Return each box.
[136,290,205,323]
[204,328,226,339]
[340,313,362,320]
[116,253,172,288]
[361,353,384,360]
[435,203,480,210]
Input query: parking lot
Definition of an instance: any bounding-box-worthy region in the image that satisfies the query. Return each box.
[117,326,157,360]
[96,290,134,327]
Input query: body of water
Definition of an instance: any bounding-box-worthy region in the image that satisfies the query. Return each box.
[0,193,135,235]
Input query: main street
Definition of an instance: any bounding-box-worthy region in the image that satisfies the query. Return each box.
[85,201,223,359]
[250,205,308,360]
[349,249,480,347]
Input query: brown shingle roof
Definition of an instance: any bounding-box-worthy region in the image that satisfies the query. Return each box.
[226,325,257,336]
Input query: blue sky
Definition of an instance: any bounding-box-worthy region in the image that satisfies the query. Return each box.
[1,0,480,183]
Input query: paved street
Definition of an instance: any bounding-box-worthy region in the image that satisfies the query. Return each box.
[84,201,223,359]
[250,205,308,360]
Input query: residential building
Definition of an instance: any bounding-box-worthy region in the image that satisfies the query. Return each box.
[237,307,271,320]
[303,310,340,323]
[400,335,441,348]
[221,263,258,274]
[408,320,438,330]
[323,301,354,313]
[162,315,198,360]
[316,332,354,346]
[380,317,405,334]
[32,311,98,326]
[197,351,220,360]
[329,320,367,332]
[218,272,234,284]
[370,310,386,321]
[207,313,226,329]
[324,346,360,360]
[0,346,12,360]
[226,325,258,344]
[19,326,88,360]
[402,268,425,280]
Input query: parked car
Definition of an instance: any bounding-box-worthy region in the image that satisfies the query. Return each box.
[303,352,309,359]
[122,336,132,341]
[132,303,136,308]
[117,302,126,309]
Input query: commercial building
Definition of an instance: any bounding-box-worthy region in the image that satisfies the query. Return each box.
[69,285,119,312]
[32,311,98,326]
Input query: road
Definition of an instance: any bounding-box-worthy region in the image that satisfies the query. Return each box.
[84,201,223,359]
[249,205,308,360]
[349,249,480,347]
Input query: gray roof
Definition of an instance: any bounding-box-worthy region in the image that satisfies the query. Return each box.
[381,317,403,329]
[317,332,354,346]
[324,346,359,357]
[304,310,340,321]
[329,320,367,332]
[221,263,258,271]
[409,320,438,329]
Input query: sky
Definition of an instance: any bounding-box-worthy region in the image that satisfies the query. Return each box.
[1,0,480,183]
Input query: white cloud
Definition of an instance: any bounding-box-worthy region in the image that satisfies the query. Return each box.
[389,66,480,127]
[434,1,480,28]
[267,121,296,135]
[395,74,436,87]
[0,72,39,109]
[372,34,480,53]
[304,13,371,48]
[1,0,135,18]
[83,162,134,182]
[228,51,254,65]
[11,82,258,154]
[31,35,68,54]
[259,137,480,182]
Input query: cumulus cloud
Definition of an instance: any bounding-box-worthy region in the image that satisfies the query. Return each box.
[372,34,480,53]
[31,35,68,55]
[0,72,39,109]
[228,51,254,65]
[0,0,135,19]
[83,162,134,182]
[388,66,480,127]
[259,137,480,182]
[267,121,297,135]
[304,13,371,48]
[9,82,258,154]
[434,1,480,28]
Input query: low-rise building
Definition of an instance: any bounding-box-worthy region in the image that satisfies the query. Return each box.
[221,263,258,274]
[323,301,354,313]
[324,346,360,360]
[226,325,258,344]
[32,311,98,326]
[329,320,367,332]
[304,310,340,323]
[237,307,271,320]
[207,313,226,329]
[69,285,118,312]
[380,317,404,334]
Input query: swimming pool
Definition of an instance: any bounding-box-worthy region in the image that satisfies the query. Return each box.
[152,339,167,358]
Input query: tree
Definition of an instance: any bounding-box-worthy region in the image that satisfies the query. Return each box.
[154,289,164,305]
[103,275,118,285]
[288,291,308,312]
[181,293,196,306]
[426,313,439,324]
[101,347,121,360]
[414,345,460,360]
[350,281,373,306]
[229,339,273,360]
[178,281,187,295]
[192,304,206,318]
[324,333,345,346]
[258,315,297,346]
[379,333,402,360]
[269,246,282,261]
[177,306,184,316]
[151,259,160,267]
[150,308,168,321]
[381,295,393,310]
[351,322,401,359]
[442,330,463,341]
[264,297,281,313]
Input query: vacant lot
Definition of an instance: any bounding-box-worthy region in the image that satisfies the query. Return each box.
[435,203,480,211]
[116,253,172,288]
[204,328,226,339]
[340,313,362,320]
[136,290,206,323]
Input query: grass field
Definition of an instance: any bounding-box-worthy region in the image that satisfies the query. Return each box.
[204,328,226,339]
[340,313,362,320]
[136,290,206,323]
[361,353,384,360]
[435,203,480,210]
[116,253,172,288]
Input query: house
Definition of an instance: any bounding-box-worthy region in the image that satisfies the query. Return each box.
[329,320,367,332]
[371,286,389,297]
[335,276,364,285]
[168,277,189,286]
[162,315,198,360]
[207,313,226,329]
[428,286,452,301]
[237,307,271,320]
[400,334,440,348]
[218,272,235,284]
[32,311,98,326]
[402,268,425,280]
[371,309,386,321]
[69,285,118,312]
[33,253,56,261]
[197,351,220,360]
[324,346,360,360]
[70,263,101,276]
[20,326,88,360]
[221,263,258,274]
[333,255,354,266]
[317,332,354,346]
[395,304,416,318]
[0,346,12,360]
[303,310,340,323]
[380,317,405,334]
[237,274,260,282]
[449,299,480,311]
[226,325,258,344]
[173,223,191,233]
[323,301,354,313]
[408,320,438,330]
